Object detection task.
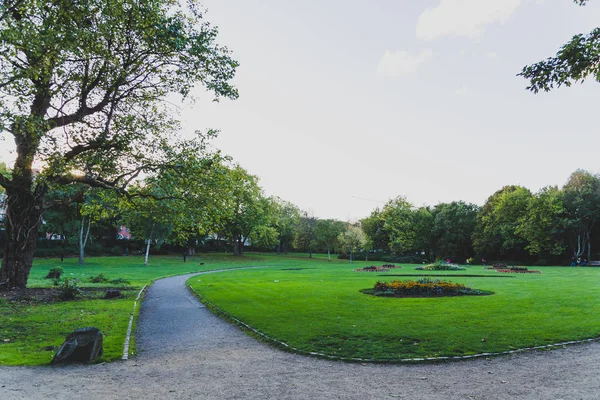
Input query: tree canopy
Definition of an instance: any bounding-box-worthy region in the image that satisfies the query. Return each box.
[0,0,238,288]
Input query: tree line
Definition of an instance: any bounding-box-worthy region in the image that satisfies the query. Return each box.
[360,169,600,265]
[3,164,597,268]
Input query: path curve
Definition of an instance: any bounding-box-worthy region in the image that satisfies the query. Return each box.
[1,271,600,399]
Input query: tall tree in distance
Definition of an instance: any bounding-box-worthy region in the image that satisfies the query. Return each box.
[271,198,300,255]
[314,219,345,261]
[0,0,238,288]
[219,166,271,256]
[338,225,366,262]
[472,186,532,261]
[516,186,566,259]
[562,170,600,261]
[294,212,317,258]
[431,201,479,261]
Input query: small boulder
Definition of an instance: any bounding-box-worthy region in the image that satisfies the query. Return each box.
[51,327,103,365]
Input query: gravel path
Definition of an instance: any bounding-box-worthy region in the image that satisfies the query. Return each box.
[1,271,599,400]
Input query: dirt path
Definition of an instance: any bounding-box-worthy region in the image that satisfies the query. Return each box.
[1,272,599,399]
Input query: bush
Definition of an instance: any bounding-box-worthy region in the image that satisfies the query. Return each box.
[89,273,109,283]
[45,267,64,286]
[109,278,131,285]
[416,261,466,271]
[59,277,81,300]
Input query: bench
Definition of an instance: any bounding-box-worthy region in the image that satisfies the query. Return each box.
[587,261,600,266]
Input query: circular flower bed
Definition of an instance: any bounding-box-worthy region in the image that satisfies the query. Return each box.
[361,278,493,298]
[496,266,541,274]
[354,264,401,272]
[416,261,466,271]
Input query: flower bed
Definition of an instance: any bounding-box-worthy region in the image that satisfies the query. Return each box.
[416,261,466,271]
[496,266,541,274]
[362,278,492,298]
[355,264,401,272]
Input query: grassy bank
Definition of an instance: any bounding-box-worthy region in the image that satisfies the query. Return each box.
[188,258,600,361]
[1,254,215,366]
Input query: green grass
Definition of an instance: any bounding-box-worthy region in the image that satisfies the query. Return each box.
[1,253,217,366]
[188,256,600,361]
[4,253,600,365]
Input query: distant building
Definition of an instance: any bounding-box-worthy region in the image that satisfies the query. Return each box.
[117,225,132,240]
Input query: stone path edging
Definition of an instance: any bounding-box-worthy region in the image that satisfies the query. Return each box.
[122,285,147,360]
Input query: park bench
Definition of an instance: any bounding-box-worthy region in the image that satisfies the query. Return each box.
[587,261,600,266]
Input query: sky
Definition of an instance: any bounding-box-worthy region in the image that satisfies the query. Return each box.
[2,0,600,221]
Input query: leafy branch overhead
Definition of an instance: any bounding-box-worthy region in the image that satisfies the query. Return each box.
[519,0,599,92]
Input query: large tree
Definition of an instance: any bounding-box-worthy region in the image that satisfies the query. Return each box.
[520,1,598,92]
[472,186,532,261]
[0,0,237,288]
[516,186,567,258]
[431,201,479,261]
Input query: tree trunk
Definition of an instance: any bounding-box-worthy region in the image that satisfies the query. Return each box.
[144,239,151,265]
[233,236,243,256]
[309,249,312,258]
[350,251,353,262]
[0,186,44,289]
[144,223,155,266]
[587,231,591,261]
[327,248,331,261]
[78,217,91,265]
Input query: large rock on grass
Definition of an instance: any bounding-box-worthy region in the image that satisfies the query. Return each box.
[51,327,103,365]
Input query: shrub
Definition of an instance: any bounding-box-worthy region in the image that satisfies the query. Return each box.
[89,273,109,283]
[416,260,466,271]
[45,267,64,286]
[59,277,81,300]
[109,278,131,285]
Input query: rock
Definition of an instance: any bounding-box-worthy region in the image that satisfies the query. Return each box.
[104,289,121,299]
[51,327,103,364]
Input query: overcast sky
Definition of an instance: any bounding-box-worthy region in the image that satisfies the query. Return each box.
[2,0,600,221]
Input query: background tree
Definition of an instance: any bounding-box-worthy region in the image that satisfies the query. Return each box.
[314,219,345,261]
[271,198,300,255]
[472,186,532,261]
[412,206,434,260]
[431,201,479,262]
[120,143,233,264]
[516,186,567,259]
[338,225,366,262]
[562,170,600,261]
[361,209,390,253]
[0,0,238,288]
[293,212,318,258]
[380,197,418,255]
[119,185,174,266]
[44,185,116,264]
[218,166,270,256]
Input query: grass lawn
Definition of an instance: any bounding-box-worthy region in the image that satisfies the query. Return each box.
[0,254,217,366]
[188,255,600,361]
[3,252,600,365]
